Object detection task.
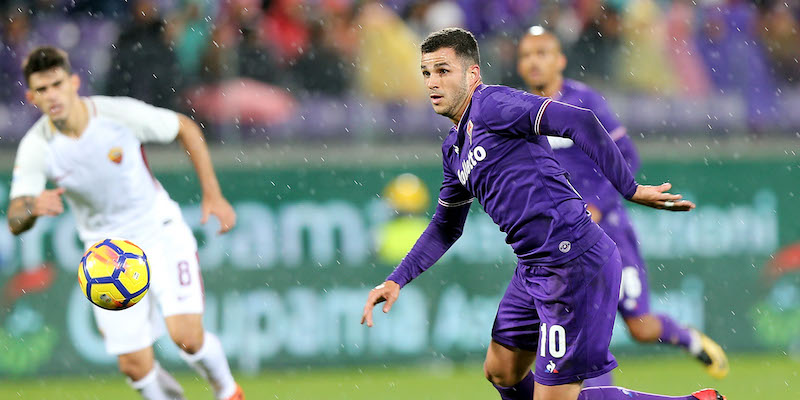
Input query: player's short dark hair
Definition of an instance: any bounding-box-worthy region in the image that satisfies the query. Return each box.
[420,27,480,67]
[22,46,71,85]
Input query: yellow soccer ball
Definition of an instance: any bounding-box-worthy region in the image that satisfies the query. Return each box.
[77,239,150,310]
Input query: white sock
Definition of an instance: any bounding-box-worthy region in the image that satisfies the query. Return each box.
[179,331,237,399]
[128,362,186,400]
[688,329,703,356]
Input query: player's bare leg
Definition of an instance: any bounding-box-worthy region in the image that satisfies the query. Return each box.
[120,346,186,400]
[484,340,536,400]
[625,315,729,379]
[166,314,243,400]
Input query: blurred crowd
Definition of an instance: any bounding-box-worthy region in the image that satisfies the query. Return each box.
[1,0,799,142]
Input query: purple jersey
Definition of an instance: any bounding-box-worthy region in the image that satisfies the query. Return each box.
[547,79,640,214]
[387,84,638,287]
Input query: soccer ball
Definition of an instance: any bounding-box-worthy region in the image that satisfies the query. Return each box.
[77,239,150,310]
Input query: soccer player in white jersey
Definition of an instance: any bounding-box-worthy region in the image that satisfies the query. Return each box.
[7,46,244,400]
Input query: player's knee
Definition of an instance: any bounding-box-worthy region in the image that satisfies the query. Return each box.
[117,354,153,381]
[626,317,660,343]
[171,329,204,354]
[483,361,524,387]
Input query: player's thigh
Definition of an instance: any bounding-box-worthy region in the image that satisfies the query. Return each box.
[91,287,165,356]
[491,263,542,355]
[484,339,538,385]
[616,244,651,319]
[525,235,622,386]
[145,220,205,317]
[533,381,582,400]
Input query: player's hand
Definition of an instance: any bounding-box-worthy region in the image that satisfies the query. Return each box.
[586,203,603,223]
[33,188,65,216]
[201,194,236,234]
[361,280,400,328]
[630,183,695,211]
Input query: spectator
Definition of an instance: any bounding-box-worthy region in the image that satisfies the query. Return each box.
[757,0,800,86]
[106,0,181,108]
[291,19,353,97]
[616,0,676,94]
[355,1,426,102]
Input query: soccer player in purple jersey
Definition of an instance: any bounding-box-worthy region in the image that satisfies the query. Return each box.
[516,27,729,387]
[361,28,725,400]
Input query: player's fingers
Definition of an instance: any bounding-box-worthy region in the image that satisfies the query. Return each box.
[663,199,695,211]
[658,192,683,201]
[382,293,397,313]
[361,303,375,327]
[200,207,210,225]
[657,182,672,192]
[53,187,66,195]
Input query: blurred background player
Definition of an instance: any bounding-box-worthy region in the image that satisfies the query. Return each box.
[6,46,243,400]
[377,173,432,265]
[362,27,723,400]
[516,26,729,386]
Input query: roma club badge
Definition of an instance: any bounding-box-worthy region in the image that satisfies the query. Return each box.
[108,147,123,164]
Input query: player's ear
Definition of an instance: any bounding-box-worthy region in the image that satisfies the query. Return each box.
[468,63,481,84]
[71,73,81,90]
[557,53,567,73]
[25,90,34,105]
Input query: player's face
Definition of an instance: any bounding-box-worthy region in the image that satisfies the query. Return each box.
[26,67,81,123]
[421,47,475,120]
[517,34,565,90]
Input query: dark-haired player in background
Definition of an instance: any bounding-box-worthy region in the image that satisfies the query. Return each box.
[516,26,729,387]
[362,28,725,400]
[8,46,243,400]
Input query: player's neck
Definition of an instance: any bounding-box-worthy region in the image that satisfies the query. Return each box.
[532,76,563,99]
[53,99,89,137]
[451,79,482,125]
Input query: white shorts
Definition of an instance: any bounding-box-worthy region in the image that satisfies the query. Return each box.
[90,216,205,356]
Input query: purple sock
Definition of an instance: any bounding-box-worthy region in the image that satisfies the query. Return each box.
[657,314,694,350]
[583,371,613,387]
[492,370,534,400]
[578,387,696,400]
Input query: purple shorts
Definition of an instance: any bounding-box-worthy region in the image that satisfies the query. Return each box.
[598,208,650,319]
[491,234,621,386]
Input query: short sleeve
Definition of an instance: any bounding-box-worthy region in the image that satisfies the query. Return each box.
[437,158,473,208]
[90,96,180,143]
[10,134,48,199]
[478,86,550,139]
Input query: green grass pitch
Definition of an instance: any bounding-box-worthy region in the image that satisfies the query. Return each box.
[3,353,797,399]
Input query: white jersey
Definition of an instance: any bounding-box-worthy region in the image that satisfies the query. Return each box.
[10,96,184,245]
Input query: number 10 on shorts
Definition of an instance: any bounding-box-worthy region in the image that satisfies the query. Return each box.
[539,323,566,358]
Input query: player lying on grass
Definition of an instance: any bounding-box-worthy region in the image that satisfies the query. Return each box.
[516,26,728,386]
[7,46,243,400]
[361,28,725,400]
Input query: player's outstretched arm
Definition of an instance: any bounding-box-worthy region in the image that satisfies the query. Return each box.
[361,280,400,327]
[361,200,470,327]
[629,182,695,211]
[7,188,66,235]
[176,114,236,233]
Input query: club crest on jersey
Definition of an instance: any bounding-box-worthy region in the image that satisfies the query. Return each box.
[466,120,474,144]
[456,145,487,186]
[108,147,123,164]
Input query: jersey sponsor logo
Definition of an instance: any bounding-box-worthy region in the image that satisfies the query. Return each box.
[108,147,123,164]
[456,145,487,186]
